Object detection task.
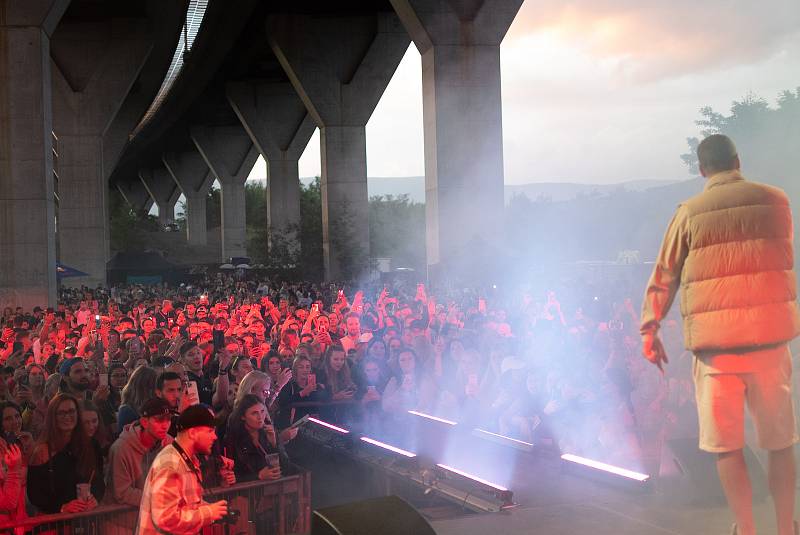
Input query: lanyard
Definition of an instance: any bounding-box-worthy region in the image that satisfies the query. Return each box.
[171,441,203,485]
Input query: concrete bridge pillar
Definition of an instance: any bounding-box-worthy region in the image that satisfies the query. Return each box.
[268,11,410,280]
[391,0,522,278]
[0,0,68,311]
[191,126,259,260]
[227,81,316,256]
[116,180,154,215]
[52,18,153,288]
[163,151,214,247]
[139,167,180,227]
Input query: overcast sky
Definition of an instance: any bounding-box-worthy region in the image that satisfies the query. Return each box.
[248,0,800,186]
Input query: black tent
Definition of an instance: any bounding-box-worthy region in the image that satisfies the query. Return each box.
[106,251,187,285]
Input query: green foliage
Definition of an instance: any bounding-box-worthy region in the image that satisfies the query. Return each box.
[369,194,425,271]
[108,188,160,253]
[298,177,324,280]
[681,88,800,186]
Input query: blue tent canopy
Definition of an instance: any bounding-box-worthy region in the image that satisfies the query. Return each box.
[56,263,89,279]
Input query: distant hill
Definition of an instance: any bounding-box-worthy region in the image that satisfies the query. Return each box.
[290,176,689,204]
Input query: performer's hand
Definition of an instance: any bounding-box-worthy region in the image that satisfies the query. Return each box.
[642,332,668,373]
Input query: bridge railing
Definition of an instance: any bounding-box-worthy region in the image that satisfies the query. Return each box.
[0,469,311,535]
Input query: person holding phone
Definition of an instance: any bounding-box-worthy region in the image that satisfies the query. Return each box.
[275,356,330,430]
[224,394,286,482]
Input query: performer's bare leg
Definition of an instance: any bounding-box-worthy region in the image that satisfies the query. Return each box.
[718,449,755,535]
[768,445,796,535]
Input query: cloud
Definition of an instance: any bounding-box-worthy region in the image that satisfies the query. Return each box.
[506,0,800,82]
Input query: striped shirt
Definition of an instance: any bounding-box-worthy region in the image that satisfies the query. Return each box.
[136,444,213,535]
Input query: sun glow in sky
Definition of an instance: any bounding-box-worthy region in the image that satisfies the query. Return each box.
[248,0,800,186]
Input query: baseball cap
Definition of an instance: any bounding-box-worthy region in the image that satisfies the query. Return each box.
[177,405,215,431]
[140,398,172,419]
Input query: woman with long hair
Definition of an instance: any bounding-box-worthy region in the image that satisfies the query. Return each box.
[27,393,105,513]
[224,394,285,483]
[275,356,331,430]
[382,348,436,417]
[117,365,157,430]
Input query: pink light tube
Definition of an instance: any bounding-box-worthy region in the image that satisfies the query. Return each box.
[436,463,509,491]
[307,417,349,434]
[360,437,417,458]
[473,428,534,447]
[561,454,650,482]
[407,410,457,425]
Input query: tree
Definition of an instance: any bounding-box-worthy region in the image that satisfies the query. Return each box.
[298,177,324,280]
[369,194,425,271]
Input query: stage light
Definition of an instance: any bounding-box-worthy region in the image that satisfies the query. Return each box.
[561,453,650,483]
[308,417,349,434]
[360,437,417,458]
[472,428,534,452]
[436,463,508,491]
[407,410,457,426]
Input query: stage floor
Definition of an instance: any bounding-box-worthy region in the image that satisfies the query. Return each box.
[428,452,784,535]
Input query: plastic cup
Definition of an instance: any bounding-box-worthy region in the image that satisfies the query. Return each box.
[76,483,91,501]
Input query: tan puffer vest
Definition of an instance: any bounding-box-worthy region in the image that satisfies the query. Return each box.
[680,170,800,351]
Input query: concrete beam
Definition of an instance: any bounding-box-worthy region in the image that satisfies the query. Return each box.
[191,125,259,260]
[163,150,215,246]
[390,0,522,276]
[268,11,410,280]
[139,167,180,226]
[0,0,69,311]
[227,81,316,253]
[116,180,154,215]
[52,17,153,288]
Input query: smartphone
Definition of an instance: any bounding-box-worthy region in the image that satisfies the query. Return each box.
[288,414,310,430]
[307,373,316,388]
[212,330,225,352]
[185,381,200,405]
[337,290,344,300]
[94,314,101,329]
[311,303,319,313]
[99,374,108,387]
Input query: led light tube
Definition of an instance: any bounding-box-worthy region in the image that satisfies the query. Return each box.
[436,463,509,491]
[473,428,534,447]
[360,437,417,458]
[561,454,650,482]
[307,417,349,434]
[407,410,457,425]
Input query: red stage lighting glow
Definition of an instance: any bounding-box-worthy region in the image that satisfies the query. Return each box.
[436,463,509,491]
[407,410,457,425]
[360,437,417,458]
[561,454,650,482]
[307,417,349,434]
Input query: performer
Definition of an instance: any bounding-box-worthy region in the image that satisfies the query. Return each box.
[137,405,228,534]
[641,134,800,535]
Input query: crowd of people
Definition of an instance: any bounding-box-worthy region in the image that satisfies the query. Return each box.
[0,272,698,529]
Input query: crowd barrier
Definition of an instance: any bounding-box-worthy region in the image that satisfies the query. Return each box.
[0,469,311,535]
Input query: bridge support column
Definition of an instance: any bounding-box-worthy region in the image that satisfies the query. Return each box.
[391,0,522,279]
[163,151,214,247]
[0,0,68,310]
[140,167,180,227]
[52,18,152,288]
[116,180,154,215]
[268,11,410,280]
[227,81,316,256]
[191,126,258,261]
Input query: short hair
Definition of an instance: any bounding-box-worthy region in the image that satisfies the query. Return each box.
[156,371,182,390]
[697,134,738,174]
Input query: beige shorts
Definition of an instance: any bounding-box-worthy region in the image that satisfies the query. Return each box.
[693,345,798,453]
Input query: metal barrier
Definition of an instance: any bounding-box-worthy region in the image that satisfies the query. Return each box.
[0,470,311,535]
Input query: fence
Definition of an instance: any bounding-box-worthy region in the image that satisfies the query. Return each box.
[0,469,311,535]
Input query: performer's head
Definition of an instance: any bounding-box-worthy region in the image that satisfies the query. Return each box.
[697,134,739,178]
